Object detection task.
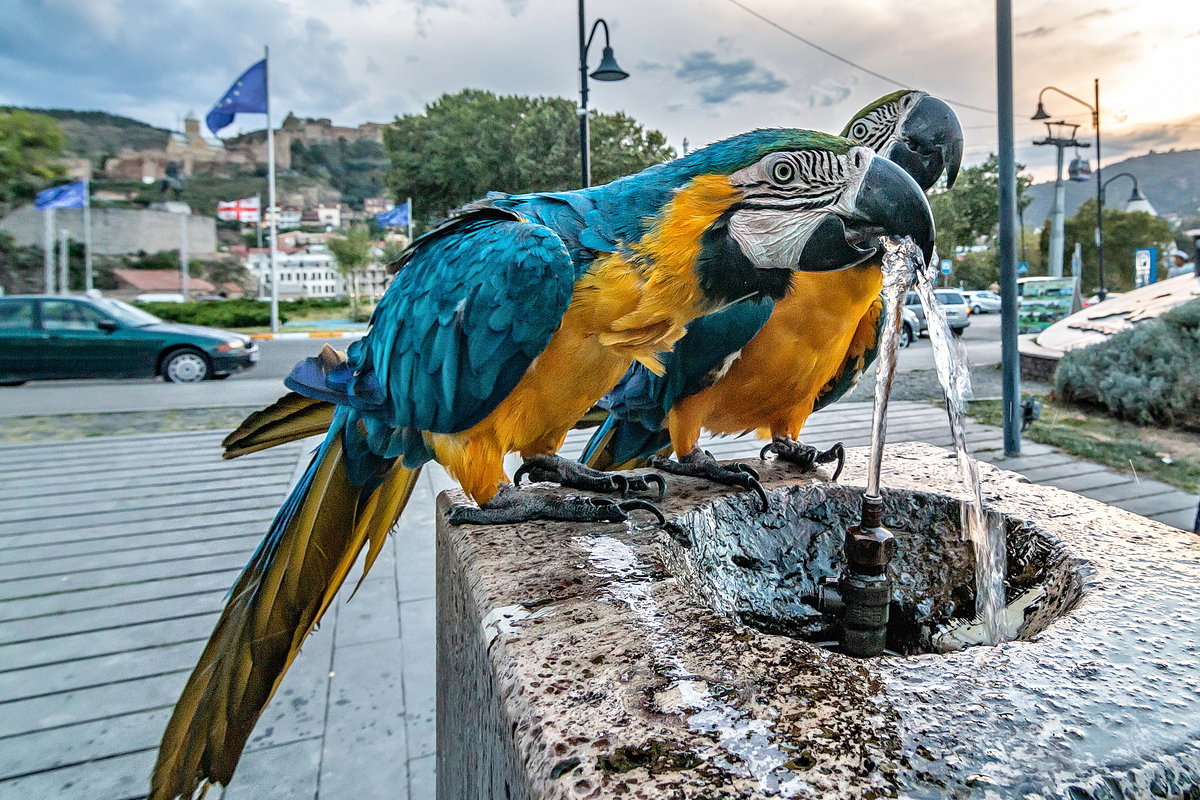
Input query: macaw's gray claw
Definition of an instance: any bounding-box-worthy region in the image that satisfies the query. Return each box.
[513,454,657,498]
[616,499,667,525]
[761,439,845,482]
[647,449,769,513]
[449,485,661,526]
[624,471,667,502]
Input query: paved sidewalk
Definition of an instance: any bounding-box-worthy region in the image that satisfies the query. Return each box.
[0,401,1194,799]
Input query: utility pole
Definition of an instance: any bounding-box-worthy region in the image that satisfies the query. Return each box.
[1032,121,1087,278]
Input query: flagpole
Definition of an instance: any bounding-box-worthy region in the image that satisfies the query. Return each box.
[256,194,263,249]
[43,207,55,294]
[180,210,190,301]
[83,177,94,293]
[265,45,280,333]
[58,228,69,295]
[406,196,413,245]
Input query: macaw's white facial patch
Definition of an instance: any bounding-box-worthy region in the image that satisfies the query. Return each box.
[845,91,925,153]
[726,146,875,270]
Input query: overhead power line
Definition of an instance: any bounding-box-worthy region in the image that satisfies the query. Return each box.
[720,0,996,115]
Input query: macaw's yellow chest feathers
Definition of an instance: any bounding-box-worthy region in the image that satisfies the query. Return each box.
[674,264,884,445]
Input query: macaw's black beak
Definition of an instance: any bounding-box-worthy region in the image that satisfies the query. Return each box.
[849,156,936,267]
[886,94,964,191]
[794,156,935,273]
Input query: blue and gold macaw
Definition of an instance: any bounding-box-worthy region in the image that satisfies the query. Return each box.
[580,92,962,494]
[149,128,935,799]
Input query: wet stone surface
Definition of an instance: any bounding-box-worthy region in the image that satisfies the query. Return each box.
[437,443,1200,799]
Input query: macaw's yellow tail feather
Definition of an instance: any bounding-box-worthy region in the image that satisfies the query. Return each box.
[222,392,336,459]
[149,434,422,800]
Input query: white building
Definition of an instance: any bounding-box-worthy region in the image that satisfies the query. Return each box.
[244,243,392,300]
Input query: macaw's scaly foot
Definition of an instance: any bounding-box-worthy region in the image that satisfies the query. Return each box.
[449,484,666,526]
[648,449,769,512]
[514,454,666,501]
[760,439,846,482]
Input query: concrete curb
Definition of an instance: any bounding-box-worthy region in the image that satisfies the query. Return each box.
[248,331,366,341]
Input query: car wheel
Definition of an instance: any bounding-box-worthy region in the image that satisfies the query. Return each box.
[899,323,913,349]
[951,327,965,337]
[972,304,982,314]
[0,380,26,387]
[162,349,210,383]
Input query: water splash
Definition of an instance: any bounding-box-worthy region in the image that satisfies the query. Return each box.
[913,280,1006,645]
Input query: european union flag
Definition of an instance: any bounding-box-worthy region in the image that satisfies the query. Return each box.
[35,180,87,210]
[206,59,268,136]
[376,201,411,228]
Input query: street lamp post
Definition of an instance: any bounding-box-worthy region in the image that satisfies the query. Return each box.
[1032,80,1105,299]
[1101,172,1154,215]
[578,0,628,189]
[1031,120,1088,278]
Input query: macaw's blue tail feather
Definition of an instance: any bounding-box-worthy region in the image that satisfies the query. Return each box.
[150,415,422,800]
[580,412,672,471]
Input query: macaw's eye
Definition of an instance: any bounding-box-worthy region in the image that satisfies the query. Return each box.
[771,161,795,183]
[849,121,870,140]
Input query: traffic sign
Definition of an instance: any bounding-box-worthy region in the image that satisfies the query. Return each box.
[940,259,952,275]
[1017,262,1029,275]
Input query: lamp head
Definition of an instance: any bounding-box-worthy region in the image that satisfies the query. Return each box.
[591,46,629,81]
[1031,101,1051,121]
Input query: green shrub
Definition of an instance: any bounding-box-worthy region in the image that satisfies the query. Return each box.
[135,298,286,328]
[1056,299,1200,430]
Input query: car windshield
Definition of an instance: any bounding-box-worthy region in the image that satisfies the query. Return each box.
[935,291,965,304]
[92,298,162,327]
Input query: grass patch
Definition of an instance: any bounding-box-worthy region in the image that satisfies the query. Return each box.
[0,408,258,442]
[968,396,1200,493]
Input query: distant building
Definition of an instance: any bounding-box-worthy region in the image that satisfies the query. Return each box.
[224,113,385,171]
[242,242,392,299]
[103,112,251,180]
[110,269,244,299]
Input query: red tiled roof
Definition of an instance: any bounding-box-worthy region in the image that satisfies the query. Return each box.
[112,268,216,293]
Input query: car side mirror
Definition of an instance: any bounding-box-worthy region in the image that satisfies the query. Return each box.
[97,319,120,333]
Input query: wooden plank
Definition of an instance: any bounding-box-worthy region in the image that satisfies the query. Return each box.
[0,507,278,551]
[0,551,251,601]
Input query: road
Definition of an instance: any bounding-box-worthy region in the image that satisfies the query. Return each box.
[0,313,1004,417]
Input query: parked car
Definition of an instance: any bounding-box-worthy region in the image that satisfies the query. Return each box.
[904,289,971,336]
[962,289,1002,314]
[899,306,920,348]
[0,295,258,385]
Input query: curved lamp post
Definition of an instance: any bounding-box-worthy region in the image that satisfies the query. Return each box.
[578,1,628,188]
[1032,81,1106,299]
[1102,172,1155,215]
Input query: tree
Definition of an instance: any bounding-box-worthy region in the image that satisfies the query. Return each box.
[1041,199,1176,293]
[928,154,1034,288]
[327,225,373,320]
[0,110,67,208]
[384,90,675,219]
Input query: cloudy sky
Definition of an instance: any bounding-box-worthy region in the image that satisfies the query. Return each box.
[2,0,1198,181]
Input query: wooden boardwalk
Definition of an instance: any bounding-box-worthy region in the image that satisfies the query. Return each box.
[0,429,440,800]
[0,401,1194,799]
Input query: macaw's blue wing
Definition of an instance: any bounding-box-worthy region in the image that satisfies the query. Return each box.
[486,190,619,276]
[286,210,576,466]
[581,298,776,468]
[812,294,885,413]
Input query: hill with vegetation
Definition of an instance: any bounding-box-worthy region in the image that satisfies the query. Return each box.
[1,107,171,166]
[1023,148,1200,225]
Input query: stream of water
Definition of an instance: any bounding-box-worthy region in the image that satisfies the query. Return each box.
[873,240,1007,647]
[914,281,1006,645]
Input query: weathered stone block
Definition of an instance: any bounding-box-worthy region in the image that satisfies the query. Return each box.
[437,443,1200,799]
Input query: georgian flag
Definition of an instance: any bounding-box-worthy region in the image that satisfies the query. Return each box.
[217,197,261,223]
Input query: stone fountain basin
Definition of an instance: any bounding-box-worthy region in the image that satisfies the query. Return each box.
[436,442,1200,799]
